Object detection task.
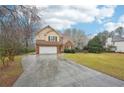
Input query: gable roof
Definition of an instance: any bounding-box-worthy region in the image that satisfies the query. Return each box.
[36,25,74,45]
[36,25,62,37]
[112,35,124,42]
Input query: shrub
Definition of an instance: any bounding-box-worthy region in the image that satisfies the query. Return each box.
[88,46,104,53]
[71,49,76,53]
[75,47,80,52]
[105,45,116,52]
[16,48,35,54]
[82,46,89,53]
[64,48,76,53]
[74,47,84,52]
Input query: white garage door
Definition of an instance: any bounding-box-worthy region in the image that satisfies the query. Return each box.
[39,46,57,54]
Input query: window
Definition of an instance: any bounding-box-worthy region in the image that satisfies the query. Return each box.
[48,36,57,42]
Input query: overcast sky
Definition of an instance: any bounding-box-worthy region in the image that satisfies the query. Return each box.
[40,5,124,35]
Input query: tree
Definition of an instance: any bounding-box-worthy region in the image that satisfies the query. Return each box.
[18,6,41,50]
[97,31,110,46]
[63,28,88,49]
[87,30,110,53]
[87,36,104,53]
[0,5,42,66]
[115,27,124,36]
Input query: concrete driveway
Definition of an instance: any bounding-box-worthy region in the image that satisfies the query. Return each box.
[13,55,124,87]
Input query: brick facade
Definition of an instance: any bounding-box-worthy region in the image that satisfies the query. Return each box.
[36,45,39,54]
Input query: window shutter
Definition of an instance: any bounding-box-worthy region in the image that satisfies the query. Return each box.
[56,36,57,41]
[48,36,50,41]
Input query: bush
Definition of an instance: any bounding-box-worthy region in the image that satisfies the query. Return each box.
[64,48,76,53]
[74,47,84,52]
[88,46,104,53]
[71,49,76,53]
[105,45,116,52]
[75,47,80,52]
[16,48,35,54]
[82,46,89,53]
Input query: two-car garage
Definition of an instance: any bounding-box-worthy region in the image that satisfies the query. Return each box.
[39,46,57,54]
[35,40,62,55]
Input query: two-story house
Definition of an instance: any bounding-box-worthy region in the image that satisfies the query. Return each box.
[35,26,74,54]
[106,36,124,52]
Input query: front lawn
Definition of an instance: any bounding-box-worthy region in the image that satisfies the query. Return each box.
[64,53,124,80]
[0,56,23,87]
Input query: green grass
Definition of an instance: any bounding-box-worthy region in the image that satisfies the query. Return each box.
[0,56,23,87]
[64,53,124,80]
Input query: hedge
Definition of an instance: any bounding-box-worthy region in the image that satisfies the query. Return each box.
[64,48,76,53]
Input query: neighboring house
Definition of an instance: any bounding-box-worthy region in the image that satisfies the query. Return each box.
[106,36,124,52]
[106,38,113,47]
[35,25,73,54]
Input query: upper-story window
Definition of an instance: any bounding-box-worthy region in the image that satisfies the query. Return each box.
[48,36,57,42]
